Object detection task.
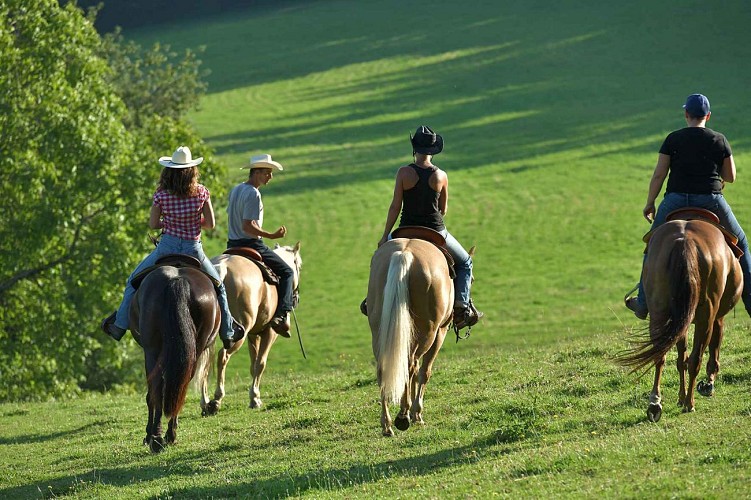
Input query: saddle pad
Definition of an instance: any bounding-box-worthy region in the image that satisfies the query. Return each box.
[223,248,280,285]
[131,253,221,289]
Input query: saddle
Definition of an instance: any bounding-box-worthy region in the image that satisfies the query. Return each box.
[223,246,280,285]
[130,253,221,289]
[391,226,456,279]
[642,207,743,259]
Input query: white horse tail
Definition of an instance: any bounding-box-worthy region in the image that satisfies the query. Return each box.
[377,250,414,405]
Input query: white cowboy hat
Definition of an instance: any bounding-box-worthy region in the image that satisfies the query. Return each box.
[158,146,204,168]
[241,153,284,171]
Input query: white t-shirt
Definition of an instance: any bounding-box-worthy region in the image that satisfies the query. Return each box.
[227,183,263,240]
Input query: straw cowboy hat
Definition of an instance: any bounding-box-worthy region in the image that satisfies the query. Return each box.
[158,146,204,168]
[410,125,443,155]
[241,153,284,171]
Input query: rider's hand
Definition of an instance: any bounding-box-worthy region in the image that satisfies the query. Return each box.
[643,203,655,223]
[272,226,287,239]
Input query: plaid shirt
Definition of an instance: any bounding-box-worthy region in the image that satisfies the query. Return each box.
[153,185,210,241]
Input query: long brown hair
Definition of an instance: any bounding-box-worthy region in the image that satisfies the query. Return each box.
[158,166,200,197]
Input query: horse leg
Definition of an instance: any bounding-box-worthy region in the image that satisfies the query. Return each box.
[676,336,688,406]
[206,344,231,416]
[684,316,713,413]
[698,317,723,397]
[394,355,417,431]
[166,415,178,445]
[143,351,166,451]
[410,327,447,425]
[250,331,276,409]
[647,354,666,422]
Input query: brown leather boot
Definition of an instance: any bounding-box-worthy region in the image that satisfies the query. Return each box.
[453,300,483,330]
[100,311,126,341]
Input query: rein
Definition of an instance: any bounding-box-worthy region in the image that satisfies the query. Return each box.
[453,322,471,342]
[291,284,306,359]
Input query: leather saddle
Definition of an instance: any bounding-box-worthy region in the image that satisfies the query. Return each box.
[642,207,743,259]
[223,246,280,285]
[391,226,456,279]
[131,253,221,289]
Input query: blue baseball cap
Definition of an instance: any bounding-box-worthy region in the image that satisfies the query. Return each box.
[683,93,710,117]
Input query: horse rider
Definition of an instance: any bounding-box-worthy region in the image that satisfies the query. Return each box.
[226,154,295,338]
[101,146,244,346]
[625,94,751,319]
[364,125,483,330]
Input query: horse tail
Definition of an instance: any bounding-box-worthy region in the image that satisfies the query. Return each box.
[376,250,414,405]
[618,237,699,372]
[149,277,197,418]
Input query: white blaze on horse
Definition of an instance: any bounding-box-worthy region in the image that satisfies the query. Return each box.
[196,242,302,413]
[618,209,742,422]
[367,232,456,437]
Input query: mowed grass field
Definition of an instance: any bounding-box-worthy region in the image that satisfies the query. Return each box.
[3,0,751,497]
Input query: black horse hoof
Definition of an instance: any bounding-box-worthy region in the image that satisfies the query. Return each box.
[202,400,220,416]
[149,436,166,454]
[647,403,662,423]
[394,415,410,431]
[697,380,715,397]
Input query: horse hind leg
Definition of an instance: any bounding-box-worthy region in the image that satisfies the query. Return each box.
[394,356,417,431]
[676,336,688,406]
[410,326,447,426]
[647,355,666,423]
[684,316,713,413]
[166,416,178,445]
[698,317,724,398]
[206,343,231,416]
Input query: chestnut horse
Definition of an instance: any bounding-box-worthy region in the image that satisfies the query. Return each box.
[367,237,454,436]
[197,242,302,413]
[618,219,742,422]
[130,263,219,453]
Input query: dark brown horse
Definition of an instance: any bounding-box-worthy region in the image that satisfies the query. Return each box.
[130,264,219,453]
[618,219,742,422]
[367,238,454,436]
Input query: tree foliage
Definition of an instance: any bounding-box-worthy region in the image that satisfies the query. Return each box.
[0,0,223,401]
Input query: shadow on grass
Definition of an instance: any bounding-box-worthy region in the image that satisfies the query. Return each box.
[0,420,111,446]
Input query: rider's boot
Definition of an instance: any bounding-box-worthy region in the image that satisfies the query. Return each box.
[453,299,483,330]
[101,311,126,341]
[270,311,291,338]
[360,298,368,316]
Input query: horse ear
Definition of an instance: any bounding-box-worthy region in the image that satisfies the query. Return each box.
[468,245,476,257]
[293,240,301,253]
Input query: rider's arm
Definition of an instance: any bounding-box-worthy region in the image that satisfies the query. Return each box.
[644,154,670,222]
[201,197,216,230]
[721,155,736,183]
[379,169,405,245]
[149,203,163,229]
[437,171,448,216]
[242,219,286,239]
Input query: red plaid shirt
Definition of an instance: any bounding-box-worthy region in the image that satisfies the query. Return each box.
[153,185,210,240]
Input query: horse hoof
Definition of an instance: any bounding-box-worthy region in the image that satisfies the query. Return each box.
[647,403,662,423]
[697,380,715,397]
[203,401,220,416]
[149,436,166,454]
[382,427,394,437]
[394,415,410,431]
[249,399,263,409]
[682,405,695,414]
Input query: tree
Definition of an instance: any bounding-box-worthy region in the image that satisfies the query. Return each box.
[0,0,223,401]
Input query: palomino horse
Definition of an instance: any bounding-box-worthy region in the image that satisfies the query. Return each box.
[129,260,219,453]
[618,218,742,422]
[197,242,302,413]
[368,237,454,436]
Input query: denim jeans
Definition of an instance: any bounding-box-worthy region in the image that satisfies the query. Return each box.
[227,238,295,316]
[439,230,473,306]
[636,192,751,314]
[114,233,235,337]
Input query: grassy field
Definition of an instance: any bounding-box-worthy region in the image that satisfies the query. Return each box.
[4,0,751,497]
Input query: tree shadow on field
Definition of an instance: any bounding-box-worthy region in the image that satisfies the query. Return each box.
[0,420,110,445]
[160,429,520,498]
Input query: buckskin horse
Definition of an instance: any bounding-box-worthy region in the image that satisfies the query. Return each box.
[197,242,302,413]
[129,256,220,453]
[618,209,742,422]
[367,230,455,437]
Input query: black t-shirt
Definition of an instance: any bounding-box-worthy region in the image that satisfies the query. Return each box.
[661,127,732,194]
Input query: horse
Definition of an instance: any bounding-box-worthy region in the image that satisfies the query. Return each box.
[367,237,454,437]
[129,261,220,453]
[197,242,302,413]
[618,218,742,422]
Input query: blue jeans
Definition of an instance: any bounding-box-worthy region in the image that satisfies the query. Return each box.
[114,233,235,338]
[439,230,473,306]
[636,193,751,314]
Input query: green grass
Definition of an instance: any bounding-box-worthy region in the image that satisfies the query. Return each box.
[5,0,751,496]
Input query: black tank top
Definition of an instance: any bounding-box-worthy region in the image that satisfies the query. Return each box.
[398,164,445,232]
